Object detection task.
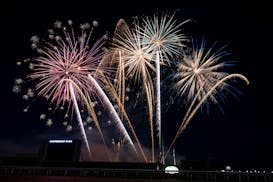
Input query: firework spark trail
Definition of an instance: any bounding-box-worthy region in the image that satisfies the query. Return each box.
[165,73,249,159]
[68,79,112,161]
[88,74,138,156]
[182,81,206,123]
[116,51,126,121]
[139,13,190,160]
[144,82,155,162]
[69,82,92,159]
[103,76,148,162]
[95,50,139,161]
[83,89,113,161]
[155,51,161,150]
[120,51,126,122]
[112,19,156,161]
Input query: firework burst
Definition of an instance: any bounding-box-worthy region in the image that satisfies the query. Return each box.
[111,13,190,162]
[29,23,107,108]
[113,19,156,84]
[139,12,190,63]
[164,39,249,158]
[28,20,113,160]
[173,39,238,112]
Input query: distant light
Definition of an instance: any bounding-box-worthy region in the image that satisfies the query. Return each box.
[165,166,179,174]
[49,140,72,143]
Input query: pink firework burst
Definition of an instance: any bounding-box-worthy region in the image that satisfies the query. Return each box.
[29,20,108,109]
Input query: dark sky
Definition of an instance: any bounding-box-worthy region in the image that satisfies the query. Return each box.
[0,0,272,170]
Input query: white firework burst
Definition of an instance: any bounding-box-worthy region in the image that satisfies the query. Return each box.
[173,39,239,111]
[112,19,156,84]
[139,12,190,64]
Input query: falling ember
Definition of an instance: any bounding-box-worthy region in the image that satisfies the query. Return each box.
[66,125,72,132]
[92,20,99,27]
[22,94,29,101]
[15,78,24,85]
[39,114,46,120]
[46,118,53,127]
[86,116,92,123]
[97,111,102,116]
[27,89,34,97]
[12,85,22,93]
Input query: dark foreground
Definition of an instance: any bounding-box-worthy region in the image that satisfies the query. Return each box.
[1,165,273,182]
[1,156,272,182]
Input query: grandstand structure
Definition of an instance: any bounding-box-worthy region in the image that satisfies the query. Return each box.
[0,139,272,181]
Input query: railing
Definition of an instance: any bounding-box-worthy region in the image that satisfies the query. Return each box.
[1,166,273,181]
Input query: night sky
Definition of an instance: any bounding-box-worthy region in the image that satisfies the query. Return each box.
[0,0,272,171]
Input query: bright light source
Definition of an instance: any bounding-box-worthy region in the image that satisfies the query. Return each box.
[49,140,73,143]
[165,166,179,174]
[225,165,231,171]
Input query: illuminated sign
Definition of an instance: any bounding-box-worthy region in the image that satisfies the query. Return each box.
[49,140,73,143]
